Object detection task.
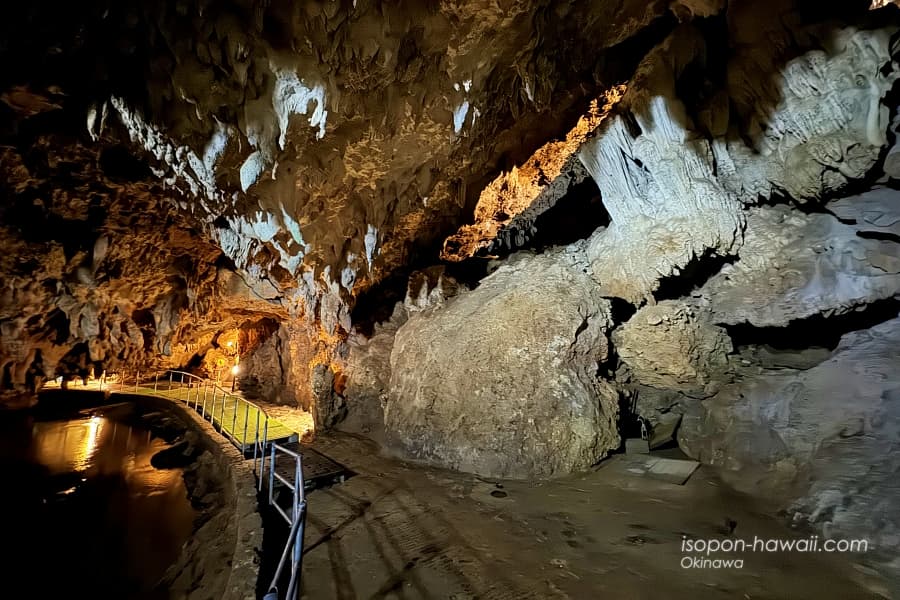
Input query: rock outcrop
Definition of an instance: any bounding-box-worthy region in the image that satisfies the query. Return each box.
[679,316,900,555]
[613,301,732,397]
[339,311,404,442]
[386,245,619,479]
[578,18,898,303]
[697,204,900,327]
[0,135,247,405]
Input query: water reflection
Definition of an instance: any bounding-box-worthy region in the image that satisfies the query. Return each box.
[0,402,197,599]
[32,414,105,472]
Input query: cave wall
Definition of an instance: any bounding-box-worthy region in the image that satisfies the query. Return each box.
[0,133,209,404]
[0,128,288,405]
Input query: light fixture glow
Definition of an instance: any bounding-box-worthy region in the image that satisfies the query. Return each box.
[231,365,240,376]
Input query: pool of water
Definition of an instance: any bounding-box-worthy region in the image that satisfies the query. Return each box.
[0,400,197,599]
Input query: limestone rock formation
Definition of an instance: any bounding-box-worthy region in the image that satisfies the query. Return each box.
[698,204,900,327]
[44,0,672,336]
[577,19,899,303]
[829,187,900,240]
[0,136,243,404]
[386,245,619,479]
[235,318,296,405]
[340,309,406,442]
[441,87,624,260]
[579,27,744,303]
[3,0,900,581]
[679,316,900,554]
[613,301,732,396]
[403,266,464,313]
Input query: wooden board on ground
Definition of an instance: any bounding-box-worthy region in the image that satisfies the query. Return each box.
[618,454,701,485]
[645,457,700,485]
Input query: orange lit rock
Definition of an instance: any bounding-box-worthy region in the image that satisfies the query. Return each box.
[441,86,625,261]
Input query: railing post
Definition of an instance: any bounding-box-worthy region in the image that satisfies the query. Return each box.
[286,454,306,600]
[253,410,261,470]
[242,402,250,454]
[202,382,208,418]
[154,372,158,392]
[259,418,269,492]
[289,500,307,600]
[231,396,238,443]
[220,390,227,431]
[135,370,140,392]
[294,454,302,520]
[268,443,277,505]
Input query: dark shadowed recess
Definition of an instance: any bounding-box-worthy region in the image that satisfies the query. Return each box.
[724,296,900,352]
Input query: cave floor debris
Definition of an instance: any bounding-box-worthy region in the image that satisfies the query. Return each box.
[298,432,890,600]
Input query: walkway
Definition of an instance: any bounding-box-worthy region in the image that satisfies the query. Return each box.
[130,382,297,447]
[296,433,891,600]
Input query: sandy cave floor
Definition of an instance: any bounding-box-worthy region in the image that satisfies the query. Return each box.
[292,433,892,600]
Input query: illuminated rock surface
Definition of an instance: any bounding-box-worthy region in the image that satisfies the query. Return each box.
[387,245,619,478]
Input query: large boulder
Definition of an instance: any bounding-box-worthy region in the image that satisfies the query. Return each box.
[386,246,619,479]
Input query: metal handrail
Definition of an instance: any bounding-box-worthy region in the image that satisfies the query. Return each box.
[80,367,308,598]
[93,368,308,599]
[263,442,307,600]
[106,368,274,480]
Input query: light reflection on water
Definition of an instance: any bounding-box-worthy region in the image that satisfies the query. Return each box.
[0,403,197,599]
[30,413,184,493]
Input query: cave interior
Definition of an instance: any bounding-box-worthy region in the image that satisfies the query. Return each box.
[2,0,900,597]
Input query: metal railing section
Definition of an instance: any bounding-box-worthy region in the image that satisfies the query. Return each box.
[104,369,272,480]
[262,442,307,600]
[98,369,307,599]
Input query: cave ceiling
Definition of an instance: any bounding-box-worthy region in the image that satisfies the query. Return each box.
[1,0,898,389]
[1,0,678,328]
